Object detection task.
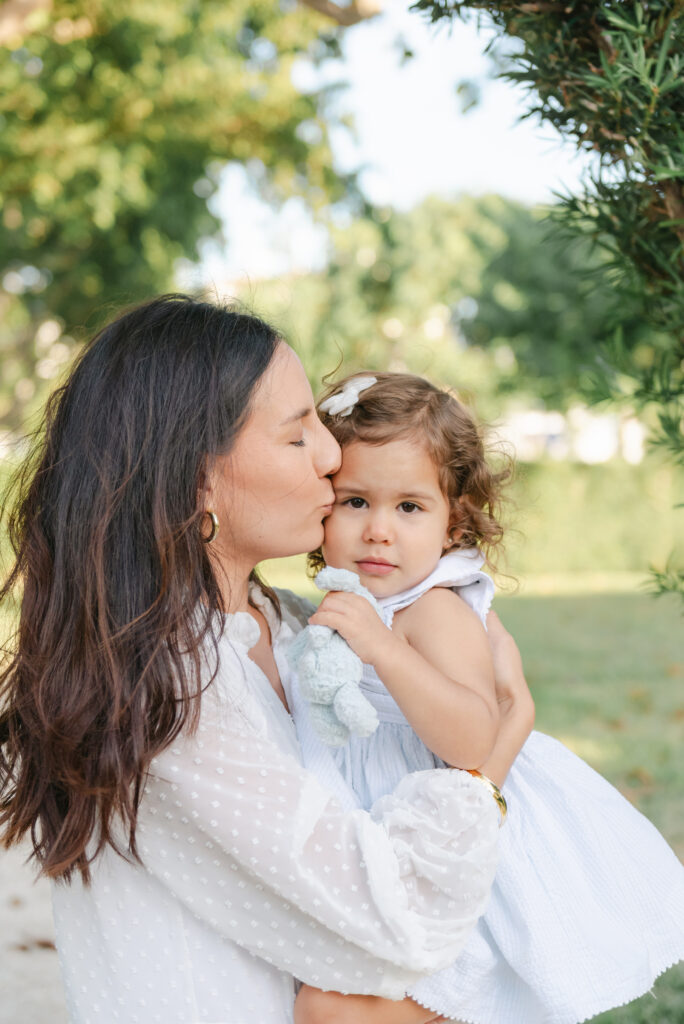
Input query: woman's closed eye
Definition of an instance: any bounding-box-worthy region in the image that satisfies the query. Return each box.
[290,437,306,447]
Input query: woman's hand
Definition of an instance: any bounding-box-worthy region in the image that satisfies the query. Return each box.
[475,609,535,788]
[308,591,400,665]
[486,609,531,717]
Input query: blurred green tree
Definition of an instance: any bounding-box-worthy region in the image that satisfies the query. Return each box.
[0,0,355,430]
[242,194,514,405]
[412,0,684,596]
[241,194,652,413]
[459,200,659,406]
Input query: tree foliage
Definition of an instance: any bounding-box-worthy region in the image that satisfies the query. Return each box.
[240,194,648,414]
[458,200,656,403]
[0,0,351,430]
[413,0,684,596]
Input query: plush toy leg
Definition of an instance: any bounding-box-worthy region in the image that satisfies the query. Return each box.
[333,681,379,738]
[307,702,350,747]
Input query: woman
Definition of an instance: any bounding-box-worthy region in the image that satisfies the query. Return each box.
[0,295,533,1024]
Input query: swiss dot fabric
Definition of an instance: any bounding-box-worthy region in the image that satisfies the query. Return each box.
[51,586,499,1024]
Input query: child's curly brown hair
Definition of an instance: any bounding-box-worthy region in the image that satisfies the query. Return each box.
[308,371,512,577]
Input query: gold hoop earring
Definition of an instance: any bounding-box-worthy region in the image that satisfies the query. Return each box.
[203,510,220,544]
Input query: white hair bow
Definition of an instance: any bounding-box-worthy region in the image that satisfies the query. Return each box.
[319,376,377,417]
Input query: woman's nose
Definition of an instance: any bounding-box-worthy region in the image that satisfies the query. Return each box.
[314,421,341,477]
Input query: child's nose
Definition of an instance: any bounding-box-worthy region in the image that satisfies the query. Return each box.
[363,511,393,543]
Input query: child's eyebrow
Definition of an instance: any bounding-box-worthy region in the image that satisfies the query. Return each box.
[397,491,437,503]
[334,484,437,504]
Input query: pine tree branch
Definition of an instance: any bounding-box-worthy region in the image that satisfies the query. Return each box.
[662,181,684,246]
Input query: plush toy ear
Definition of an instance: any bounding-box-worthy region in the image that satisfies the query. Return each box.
[315,566,381,612]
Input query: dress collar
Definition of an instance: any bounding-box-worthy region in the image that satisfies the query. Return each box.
[377,548,494,626]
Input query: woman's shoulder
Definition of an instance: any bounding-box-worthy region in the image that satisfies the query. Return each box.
[273,587,316,633]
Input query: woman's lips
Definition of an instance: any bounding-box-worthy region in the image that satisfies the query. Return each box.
[319,491,336,514]
[356,560,396,576]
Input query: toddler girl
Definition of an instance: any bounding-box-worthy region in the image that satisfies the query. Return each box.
[291,372,684,1024]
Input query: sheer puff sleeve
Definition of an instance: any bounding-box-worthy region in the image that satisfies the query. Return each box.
[137,694,499,999]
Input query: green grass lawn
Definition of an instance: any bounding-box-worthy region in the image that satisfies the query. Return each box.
[494,591,684,1024]
[495,592,684,856]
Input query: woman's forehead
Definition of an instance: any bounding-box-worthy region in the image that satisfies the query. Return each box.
[252,343,314,422]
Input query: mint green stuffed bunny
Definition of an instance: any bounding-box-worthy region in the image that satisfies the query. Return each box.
[287,567,381,746]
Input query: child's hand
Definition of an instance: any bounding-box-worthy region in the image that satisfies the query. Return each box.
[308,591,399,665]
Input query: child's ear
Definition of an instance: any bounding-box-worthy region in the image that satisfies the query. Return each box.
[443,527,463,550]
[443,518,464,550]
[444,496,467,549]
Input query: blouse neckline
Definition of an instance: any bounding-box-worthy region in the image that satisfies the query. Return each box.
[220,581,285,651]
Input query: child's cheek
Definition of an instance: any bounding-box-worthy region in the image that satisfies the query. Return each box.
[321,512,342,565]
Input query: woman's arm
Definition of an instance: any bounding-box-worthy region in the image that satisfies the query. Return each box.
[309,588,498,767]
[137,699,500,1000]
[295,986,447,1024]
[476,609,535,788]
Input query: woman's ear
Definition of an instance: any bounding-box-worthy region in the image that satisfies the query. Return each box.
[196,464,208,510]
[197,455,222,511]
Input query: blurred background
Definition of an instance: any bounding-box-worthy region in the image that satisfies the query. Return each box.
[1,2,682,1021]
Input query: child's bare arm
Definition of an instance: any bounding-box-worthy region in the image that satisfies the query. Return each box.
[309,588,497,767]
[294,984,447,1024]
[391,588,497,765]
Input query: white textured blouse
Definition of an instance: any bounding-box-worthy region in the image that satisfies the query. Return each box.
[51,588,499,1024]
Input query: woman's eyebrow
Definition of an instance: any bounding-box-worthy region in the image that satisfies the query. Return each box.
[279,407,313,426]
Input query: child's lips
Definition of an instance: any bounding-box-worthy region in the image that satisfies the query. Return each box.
[356,559,397,576]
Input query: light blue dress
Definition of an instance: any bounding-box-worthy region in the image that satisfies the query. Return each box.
[291,550,684,1024]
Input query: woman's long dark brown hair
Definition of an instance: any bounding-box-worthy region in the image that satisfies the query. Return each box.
[0,294,280,883]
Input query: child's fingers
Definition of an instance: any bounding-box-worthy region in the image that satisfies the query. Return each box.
[318,591,368,612]
[308,603,336,628]
[311,594,367,625]
[308,606,348,632]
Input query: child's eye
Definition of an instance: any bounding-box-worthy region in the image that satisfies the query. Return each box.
[343,497,367,509]
[399,501,421,514]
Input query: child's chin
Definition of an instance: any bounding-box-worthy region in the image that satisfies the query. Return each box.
[363,578,393,598]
